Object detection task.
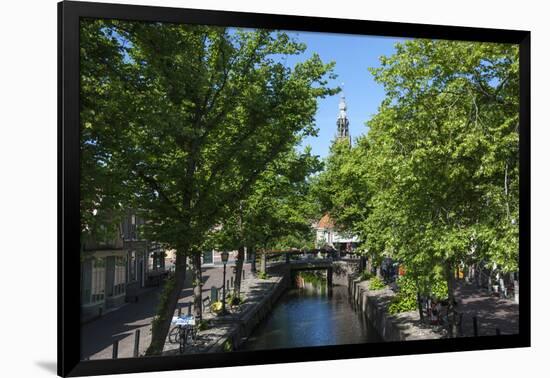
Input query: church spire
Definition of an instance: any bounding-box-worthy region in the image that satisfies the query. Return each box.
[336,90,351,146]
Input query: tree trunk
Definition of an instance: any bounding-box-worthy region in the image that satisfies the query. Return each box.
[260,251,266,274]
[250,246,256,273]
[446,261,456,305]
[514,278,519,304]
[233,245,245,299]
[445,261,457,337]
[376,265,382,278]
[146,249,187,355]
[192,252,203,322]
[366,255,372,274]
[359,256,367,272]
[417,292,424,321]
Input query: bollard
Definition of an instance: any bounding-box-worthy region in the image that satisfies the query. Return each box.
[112,339,119,359]
[178,307,182,317]
[496,328,501,336]
[230,276,234,288]
[242,270,245,280]
[227,279,230,289]
[133,329,140,358]
[473,316,478,337]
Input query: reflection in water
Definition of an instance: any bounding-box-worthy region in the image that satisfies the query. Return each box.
[242,283,380,351]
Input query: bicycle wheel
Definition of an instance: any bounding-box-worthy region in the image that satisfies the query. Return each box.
[179,327,189,353]
[168,326,180,344]
[189,326,198,343]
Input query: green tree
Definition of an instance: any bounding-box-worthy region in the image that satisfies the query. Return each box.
[80,20,132,245]
[362,39,519,310]
[311,39,519,316]
[80,19,337,354]
[207,147,323,297]
[311,134,375,269]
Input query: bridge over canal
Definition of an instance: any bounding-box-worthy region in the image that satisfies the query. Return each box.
[260,249,364,286]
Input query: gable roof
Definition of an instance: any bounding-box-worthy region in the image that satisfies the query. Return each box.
[317,213,334,229]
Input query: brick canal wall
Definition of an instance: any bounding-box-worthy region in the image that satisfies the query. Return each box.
[349,277,444,341]
[211,268,291,352]
[162,268,291,355]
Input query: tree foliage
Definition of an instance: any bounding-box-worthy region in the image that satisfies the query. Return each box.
[207,147,322,253]
[316,39,519,301]
[80,19,337,353]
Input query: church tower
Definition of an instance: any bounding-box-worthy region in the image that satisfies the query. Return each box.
[336,94,351,146]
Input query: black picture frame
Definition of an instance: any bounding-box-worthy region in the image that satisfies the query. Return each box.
[58,1,531,376]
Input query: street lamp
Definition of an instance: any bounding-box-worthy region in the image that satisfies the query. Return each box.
[220,250,230,316]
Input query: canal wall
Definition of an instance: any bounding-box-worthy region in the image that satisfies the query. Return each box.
[349,277,445,341]
[162,268,291,355]
[218,269,290,352]
[209,267,292,352]
[332,260,361,286]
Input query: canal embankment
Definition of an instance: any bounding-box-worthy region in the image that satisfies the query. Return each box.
[163,259,443,356]
[163,267,292,355]
[349,277,445,341]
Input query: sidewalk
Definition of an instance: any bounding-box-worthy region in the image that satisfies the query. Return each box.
[81,264,252,360]
[163,270,283,355]
[454,280,519,336]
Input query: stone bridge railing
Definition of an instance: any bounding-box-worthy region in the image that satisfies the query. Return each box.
[260,250,363,287]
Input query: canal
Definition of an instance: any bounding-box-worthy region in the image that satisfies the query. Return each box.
[242,274,381,351]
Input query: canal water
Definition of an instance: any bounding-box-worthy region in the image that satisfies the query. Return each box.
[242,279,380,351]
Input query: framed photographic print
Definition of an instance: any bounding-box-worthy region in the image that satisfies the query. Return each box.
[58,0,530,376]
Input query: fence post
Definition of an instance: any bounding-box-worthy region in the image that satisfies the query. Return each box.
[473,316,478,337]
[133,329,140,358]
[112,339,119,359]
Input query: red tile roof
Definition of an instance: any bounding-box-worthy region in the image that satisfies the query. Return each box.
[317,213,334,229]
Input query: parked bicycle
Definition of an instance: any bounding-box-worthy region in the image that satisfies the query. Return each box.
[422,297,463,336]
[169,315,197,353]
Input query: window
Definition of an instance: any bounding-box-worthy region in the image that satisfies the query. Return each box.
[81,259,92,305]
[113,256,126,296]
[91,257,105,303]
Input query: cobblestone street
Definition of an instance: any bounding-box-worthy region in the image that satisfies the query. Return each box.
[455,281,519,336]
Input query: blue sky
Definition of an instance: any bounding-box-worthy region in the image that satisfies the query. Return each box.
[112,26,406,159]
[280,31,407,158]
